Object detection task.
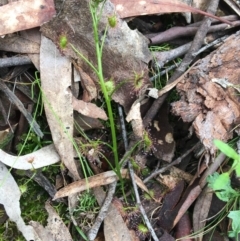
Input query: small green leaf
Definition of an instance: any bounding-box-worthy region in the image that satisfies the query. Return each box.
[214,139,239,160]
[228,210,240,238]
[208,172,230,191]
[207,172,237,202]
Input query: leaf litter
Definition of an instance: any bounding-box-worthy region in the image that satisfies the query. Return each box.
[0,0,240,240]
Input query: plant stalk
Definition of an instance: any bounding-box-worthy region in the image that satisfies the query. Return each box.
[90,3,120,176]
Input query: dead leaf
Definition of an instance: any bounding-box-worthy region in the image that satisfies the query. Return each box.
[0,0,55,35]
[40,35,80,180]
[157,180,185,231]
[54,169,149,199]
[126,100,144,140]
[30,201,73,241]
[111,0,232,25]
[104,203,135,241]
[93,188,135,241]
[0,144,60,170]
[193,186,213,241]
[21,28,41,70]
[74,64,98,102]
[174,213,192,240]
[73,112,103,132]
[72,96,108,120]
[0,34,39,53]
[149,103,175,162]
[192,0,208,22]
[0,161,38,241]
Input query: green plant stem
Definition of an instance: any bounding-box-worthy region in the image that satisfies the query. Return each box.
[90,3,120,177]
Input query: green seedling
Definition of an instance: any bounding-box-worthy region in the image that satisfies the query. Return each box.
[207,139,240,239]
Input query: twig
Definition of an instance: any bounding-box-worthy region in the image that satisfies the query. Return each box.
[150,63,179,82]
[118,105,128,150]
[0,79,43,137]
[153,42,191,68]
[199,152,226,188]
[150,20,240,44]
[119,103,158,240]
[192,35,229,56]
[143,0,221,126]
[157,60,200,97]
[223,0,240,17]
[172,152,226,228]
[0,99,7,124]
[87,181,117,241]
[0,56,32,68]
[143,142,199,183]
[128,161,159,241]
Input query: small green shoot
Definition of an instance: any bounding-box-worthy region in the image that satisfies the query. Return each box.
[207,139,240,239]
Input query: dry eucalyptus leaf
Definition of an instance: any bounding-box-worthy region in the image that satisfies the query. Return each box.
[193,186,213,241]
[0,0,55,35]
[72,96,108,120]
[93,188,135,241]
[104,204,135,241]
[0,144,60,170]
[0,161,38,241]
[30,201,73,241]
[192,0,208,22]
[21,28,41,70]
[126,100,144,140]
[110,0,232,24]
[41,0,152,113]
[74,64,97,102]
[40,36,80,180]
[149,103,175,162]
[54,169,149,199]
[0,34,39,53]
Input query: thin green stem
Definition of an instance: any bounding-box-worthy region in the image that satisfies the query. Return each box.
[70,44,98,74]
[90,3,120,177]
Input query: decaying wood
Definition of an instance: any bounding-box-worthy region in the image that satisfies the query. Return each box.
[172,31,240,154]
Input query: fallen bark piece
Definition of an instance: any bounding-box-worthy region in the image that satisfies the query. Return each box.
[0,144,60,170]
[0,0,55,35]
[171,31,240,154]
